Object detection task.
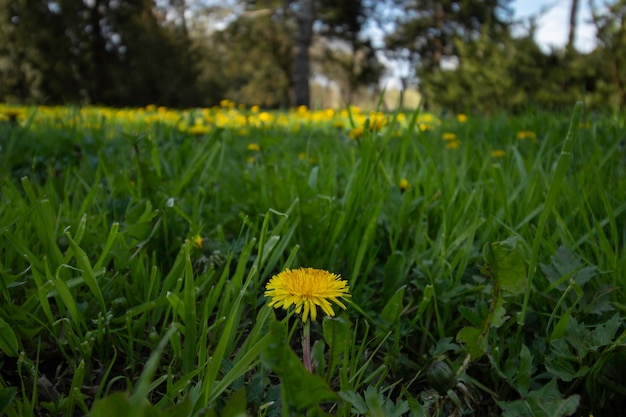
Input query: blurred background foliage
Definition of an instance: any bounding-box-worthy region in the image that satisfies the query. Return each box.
[0,0,625,112]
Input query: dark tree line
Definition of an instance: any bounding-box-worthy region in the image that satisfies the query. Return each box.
[1,0,625,111]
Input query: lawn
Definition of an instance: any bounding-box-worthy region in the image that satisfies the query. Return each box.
[0,102,624,416]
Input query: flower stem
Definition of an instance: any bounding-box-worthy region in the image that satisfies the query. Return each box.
[302,319,312,372]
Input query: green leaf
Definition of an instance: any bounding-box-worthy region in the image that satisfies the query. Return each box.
[222,387,247,417]
[540,246,597,292]
[323,315,352,356]
[0,317,19,357]
[308,166,319,190]
[381,286,405,325]
[341,386,409,417]
[0,387,17,415]
[416,284,434,318]
[490,294,508,329]
[545,339,589,382]
[514,345,533,396]
[499,379,580,417]
[549,310,571,341]
[89,392,138,417]
[483,236,527,296]
[405,391,427,417]
[456,326,487,360]
[338,391,368,414]
[64,229,107,315]
[382,251,406,300]
[262,321,338,413]
[592,313,622,347]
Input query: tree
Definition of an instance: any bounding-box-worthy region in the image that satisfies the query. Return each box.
[0,0,201,106]
[233,0,380,108]
[567,0,580,53]
[590,0,626,107]
[293,0,315,106]
[384,0,513,107]
[206,10,294,107]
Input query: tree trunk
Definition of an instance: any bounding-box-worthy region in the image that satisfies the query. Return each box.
[566,0,580,52]
[433,2,445,68]
[89,0,107,103]
[292,0,315,107]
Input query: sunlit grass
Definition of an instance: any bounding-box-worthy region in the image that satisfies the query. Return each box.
[0,103,624,417]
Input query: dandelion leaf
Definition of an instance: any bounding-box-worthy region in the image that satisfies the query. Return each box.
[483,236,527,296]
[262,321,338,412]
[0,387,17,415]
[323,315,352,356]
[499,379,580,417]
[456,326,486,360]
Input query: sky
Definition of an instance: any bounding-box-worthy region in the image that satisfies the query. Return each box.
[512,0,597,52]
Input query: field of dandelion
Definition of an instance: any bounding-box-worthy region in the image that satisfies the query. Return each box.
[0,101,624,416]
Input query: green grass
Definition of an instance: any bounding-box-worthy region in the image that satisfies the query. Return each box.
[0,103,625,416]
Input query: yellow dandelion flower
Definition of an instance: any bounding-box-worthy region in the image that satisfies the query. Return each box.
[446,140,461,149]
[419,123,433,132]
[187,124,211,136]
[220,99,235,108]
[457,113,468,123]
[246,156,255,164]
[490,149,506,158]
[348,126,364,140]
[192,234,203,249]
[399,178,410,192]
[442,132,457,141]
[517,130,537,141]
[247,143,261,152]
[265,268,351,322]
[258,112,273,123]
[250,105,260,113]
[0,107,26,122]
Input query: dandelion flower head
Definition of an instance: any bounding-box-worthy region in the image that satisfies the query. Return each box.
[265,268,351,322]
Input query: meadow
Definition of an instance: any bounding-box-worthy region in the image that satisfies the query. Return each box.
[0,101,624,417]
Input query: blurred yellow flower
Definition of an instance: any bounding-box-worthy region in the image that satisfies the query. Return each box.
[517,130,537,141]
[399,178,410,192]
[247,143,261,152]
[419,123,433,132]
[457,113,468,123]
[368,112,388,131]
[220,99,235,108]
[258,112,273,123]
[349,126,364,140]
[442,132,457,141]
[186,124,211,136]
[0,107,26,122]
[265,268,351,322]
[446,140,461,149]
[333,120,345,129]
[490,149,506,158]
[192,234,203,249]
